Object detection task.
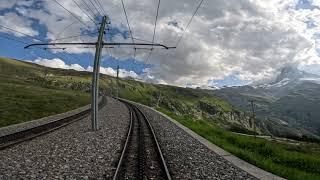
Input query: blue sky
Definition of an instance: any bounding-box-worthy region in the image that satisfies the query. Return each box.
[0,2,149,74]
[295,0,320,10]
[0,0,319,87]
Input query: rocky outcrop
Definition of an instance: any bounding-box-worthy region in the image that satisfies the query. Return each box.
[159,96,260,134]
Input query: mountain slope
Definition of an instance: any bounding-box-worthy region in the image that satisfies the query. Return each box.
[1,57,256,134]
[2,57,320,180]
[214,66,320,140]
[0,57,90,127]
[4,57,318,140]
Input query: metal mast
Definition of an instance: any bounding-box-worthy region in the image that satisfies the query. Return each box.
[249,100,256,138]
[91,16,108,131]
[24,19,175,132]
[116,65,119,99]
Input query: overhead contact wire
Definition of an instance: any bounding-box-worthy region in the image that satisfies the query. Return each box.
[175,0,204,47]
[145,0,161,63]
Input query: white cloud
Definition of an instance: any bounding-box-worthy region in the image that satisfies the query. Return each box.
[3,0,320,86]
[32,58,85,71]
[0,1,15,9]
[31,58,140,79]
[97,0,320,85]
[86,66,139,78]
[0,12,38,37]
[312,0,320,7]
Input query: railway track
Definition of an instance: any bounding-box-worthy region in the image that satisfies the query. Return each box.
[0,97,106,150]
[113,100,171,180]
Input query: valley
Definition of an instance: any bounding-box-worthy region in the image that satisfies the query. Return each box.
[214,66,320,141]
[1,57,320,179]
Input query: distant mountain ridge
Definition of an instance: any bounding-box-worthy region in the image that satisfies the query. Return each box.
[213,66,320,140]
[256,66,320,89]
[275,66,309,83]
[2,56,319,141]
[0,57,257,135]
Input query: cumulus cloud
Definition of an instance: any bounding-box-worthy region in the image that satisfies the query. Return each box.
[32,58,140,79]
[2,0,320,86]
[95,0,320,85]
[86,65,139,78]
[0,12,38,37]
[33,58,85,71]
[0,1,15,9]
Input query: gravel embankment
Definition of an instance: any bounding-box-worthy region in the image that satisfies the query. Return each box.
[137,105,257,180]
[0,97,129,179]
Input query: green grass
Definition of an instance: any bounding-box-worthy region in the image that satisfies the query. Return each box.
[0,57,90,127]
[0,81,90,127]
[200,96,233,112]
[2,57,320,180]
[157,107,320,180]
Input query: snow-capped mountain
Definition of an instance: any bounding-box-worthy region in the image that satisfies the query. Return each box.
[213,66,320,140]
[256,78,291,89]
[257,66,320,89]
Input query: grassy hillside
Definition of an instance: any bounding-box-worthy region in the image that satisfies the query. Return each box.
[114,79,259,134]
[0,57,90,127]
[213,85,320,141]
[159,108,320,180]
[1,57,249,131]
[1,57,320,179]
[270,82,320,136]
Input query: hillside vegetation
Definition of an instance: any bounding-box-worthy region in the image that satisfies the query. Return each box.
[160,108,320,180]
[213,67,320,141]
[0,57,255,134]
[1,57,320,179]
[0,57,90,127]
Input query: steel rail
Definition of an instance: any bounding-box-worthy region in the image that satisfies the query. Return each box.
[134,104,172,180]
[112,101,134,180]
[113,99,171,180]
[0,97,106,150]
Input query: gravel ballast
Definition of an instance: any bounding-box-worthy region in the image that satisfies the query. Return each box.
[137,104,258,180]
[0,97,129,179]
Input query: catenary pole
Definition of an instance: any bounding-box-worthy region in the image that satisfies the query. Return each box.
[156,92,161,108]
[116,65,119,99]
[24,17,175,131]
[249,100,256,138]
[91,15,108,131]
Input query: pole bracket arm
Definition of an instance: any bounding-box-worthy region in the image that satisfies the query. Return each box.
[24,42,176,50]
[24,42,97,49]
[103,42,175,49]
